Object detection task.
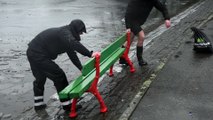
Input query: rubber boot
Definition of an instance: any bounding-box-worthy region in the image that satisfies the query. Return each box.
[136,46,147,66]
[34,104,47,111]
[63,104,82,112]
[119,45,129,65]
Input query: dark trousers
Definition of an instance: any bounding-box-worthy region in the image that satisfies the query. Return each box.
[27,48,70,104]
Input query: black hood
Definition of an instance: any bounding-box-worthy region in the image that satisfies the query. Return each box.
[69,19,86,41]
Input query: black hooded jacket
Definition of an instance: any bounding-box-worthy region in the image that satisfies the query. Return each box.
[125,0,170,25]
[28,19,91,70]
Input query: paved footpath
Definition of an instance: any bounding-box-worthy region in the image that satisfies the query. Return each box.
[14,0,213,120]
[130,18,213,120]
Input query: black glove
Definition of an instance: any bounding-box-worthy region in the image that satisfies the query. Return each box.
[90,51,93,57]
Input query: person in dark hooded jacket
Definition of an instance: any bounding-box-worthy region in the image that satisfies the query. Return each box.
[27,19,93,111]
[120,0,171,66]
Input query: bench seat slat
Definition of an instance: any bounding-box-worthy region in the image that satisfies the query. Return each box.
[59,76,83,99]
[100,48,125,76]
[69,48,125,98]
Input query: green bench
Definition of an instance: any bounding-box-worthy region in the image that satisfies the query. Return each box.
[59,31,136,118]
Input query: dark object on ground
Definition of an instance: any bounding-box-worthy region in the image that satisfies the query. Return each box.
[138,59,148,66]
[63,104,82,112]
[191,27,213,53]
[119,57,129,66]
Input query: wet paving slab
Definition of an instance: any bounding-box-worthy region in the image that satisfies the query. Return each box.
[130,10,213,120]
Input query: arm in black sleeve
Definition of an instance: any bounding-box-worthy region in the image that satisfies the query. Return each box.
[67,50,82,70]
[153,0,170,20]
[71,41,92,58]
[59,29,83,70]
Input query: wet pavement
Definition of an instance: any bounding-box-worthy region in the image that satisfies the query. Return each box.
[0,0,207,120]
[130,17,213,119]
[0,0,128,119]
[128,0,213,120]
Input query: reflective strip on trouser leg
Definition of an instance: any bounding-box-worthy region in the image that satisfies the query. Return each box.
[34,102,45,106]
[34,96,45,106]
[61,100,71,106]
[34,96,44,100]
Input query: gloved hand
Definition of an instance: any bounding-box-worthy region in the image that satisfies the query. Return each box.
[90,51,93,57]
[165,19,171,28]
[92,52,101,57]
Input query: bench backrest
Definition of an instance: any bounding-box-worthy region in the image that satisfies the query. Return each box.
[81,34,126,77]
[59,33,127,99]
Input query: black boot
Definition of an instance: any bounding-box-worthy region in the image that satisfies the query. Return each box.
[119,57,129,65]
[119,45,129,65]
[63,104,82,112]
[34,104,47,111]
[136,46,147,66]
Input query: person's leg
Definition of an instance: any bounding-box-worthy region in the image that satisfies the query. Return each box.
[27,48,72,111]
[38,59,73,111]
[31,66,47,111]
[27,53,47,111]
[136,30,147,66]
[126,20,147,66]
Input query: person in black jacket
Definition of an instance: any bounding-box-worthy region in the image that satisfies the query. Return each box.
[120,0,171,66]
[27,19,93,111]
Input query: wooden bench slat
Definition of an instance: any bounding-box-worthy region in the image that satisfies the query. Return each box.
[69,72,96,98]
[100,48,125,76]
[81,58,95,76]
[100,34,126,63]
[59,76,83,99]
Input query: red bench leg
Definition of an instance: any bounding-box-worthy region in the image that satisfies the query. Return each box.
[124,56,135,73]
[123,30,136,73]
[87,78,108,113]
[88,52,108,113]
[69,98,78,118]
[89,88,108,113]
[109,65,114,77]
